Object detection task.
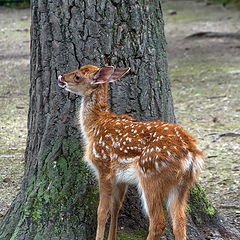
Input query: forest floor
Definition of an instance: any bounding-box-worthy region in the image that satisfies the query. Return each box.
[0,1,239,239]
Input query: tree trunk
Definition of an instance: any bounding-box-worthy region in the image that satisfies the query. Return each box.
[0,0,239,239]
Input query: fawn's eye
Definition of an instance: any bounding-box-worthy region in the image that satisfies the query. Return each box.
[74,75,80,82]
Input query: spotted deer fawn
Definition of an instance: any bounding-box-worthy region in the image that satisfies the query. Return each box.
[57,65,204,240]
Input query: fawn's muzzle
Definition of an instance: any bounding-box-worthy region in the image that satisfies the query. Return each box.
[57,75,67,88]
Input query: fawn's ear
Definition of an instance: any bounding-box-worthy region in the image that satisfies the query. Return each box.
[92,67,114,84]
[109,68,130,82]
[93,67,130,84]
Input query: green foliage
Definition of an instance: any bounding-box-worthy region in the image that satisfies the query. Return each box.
[104,229,147,240]
[116,230,146,240]
[0,0,30,7]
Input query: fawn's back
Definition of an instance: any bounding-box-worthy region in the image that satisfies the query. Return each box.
[85,112,204,188]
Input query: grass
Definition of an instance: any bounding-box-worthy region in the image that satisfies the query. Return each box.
[104,229,146,240]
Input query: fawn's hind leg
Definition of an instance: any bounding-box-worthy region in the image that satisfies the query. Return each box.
[140,179,166,240]
[108,182,128,240]
[167,185,190,240]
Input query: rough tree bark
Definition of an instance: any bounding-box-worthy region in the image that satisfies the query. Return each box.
[0,0,239,240]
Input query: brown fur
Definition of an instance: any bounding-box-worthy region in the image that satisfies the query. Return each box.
[58,65,204,240]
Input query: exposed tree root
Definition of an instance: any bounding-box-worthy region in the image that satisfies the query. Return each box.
[185,32,240,39]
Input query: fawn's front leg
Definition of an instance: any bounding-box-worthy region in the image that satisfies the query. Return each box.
[108,182,128,240]
[96,178,112,240]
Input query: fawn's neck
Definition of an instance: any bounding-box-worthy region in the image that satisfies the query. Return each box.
[80,83,109,141]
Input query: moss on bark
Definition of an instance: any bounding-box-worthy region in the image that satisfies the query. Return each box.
[189,184,216,225]
[0,134,98,240]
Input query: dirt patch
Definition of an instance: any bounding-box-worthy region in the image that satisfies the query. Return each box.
[0,7,30,219]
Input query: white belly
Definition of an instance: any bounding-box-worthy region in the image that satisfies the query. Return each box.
[115,167,139,185]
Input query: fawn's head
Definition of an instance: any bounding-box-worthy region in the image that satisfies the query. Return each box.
[57,64,130,96]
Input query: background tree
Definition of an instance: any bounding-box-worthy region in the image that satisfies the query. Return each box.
[0,0,239,239]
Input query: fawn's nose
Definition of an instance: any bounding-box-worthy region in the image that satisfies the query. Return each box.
[57,75,67,88]
[58,75,64,82]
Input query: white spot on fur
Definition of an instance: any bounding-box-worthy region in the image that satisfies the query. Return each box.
[164,127,169,130]
[110,153,118,159]
[175,128,180,137]
[155,161,161,171]
[142,158,149,164]
[119,157,138,164]
[137,139,145,144]
[93,146,100,158]
[113,141,120,148]
[94,128,100,136]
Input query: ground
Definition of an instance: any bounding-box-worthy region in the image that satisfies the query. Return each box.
[0,0,239,238]
[0,7,29,219]
[164,1,240,233]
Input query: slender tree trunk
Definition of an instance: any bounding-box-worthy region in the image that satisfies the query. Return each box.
[0,0,239,239]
